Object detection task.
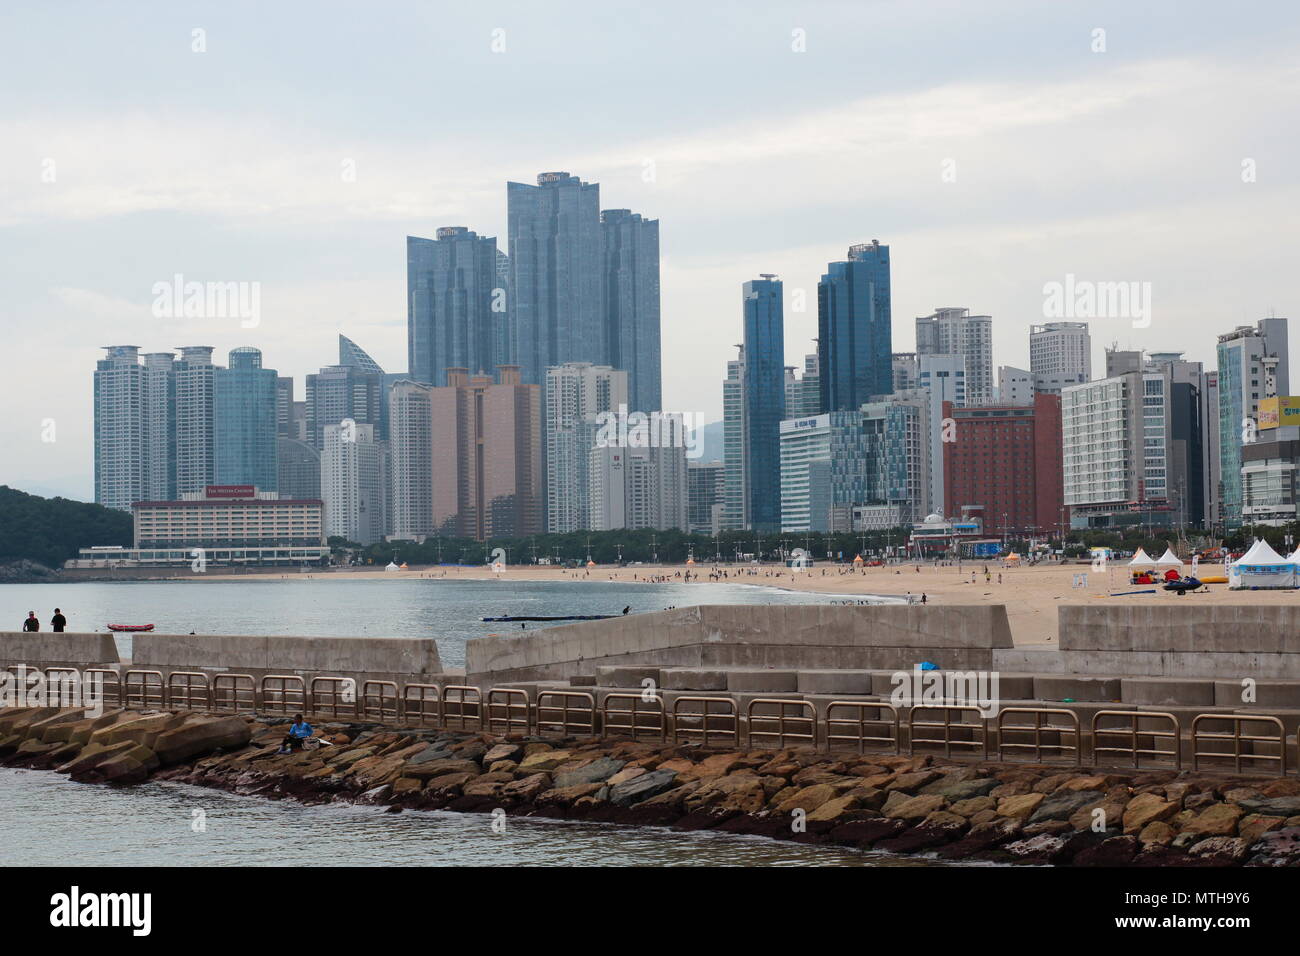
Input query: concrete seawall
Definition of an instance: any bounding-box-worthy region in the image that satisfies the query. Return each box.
[0,632,119,670]
[466,604,1014,685]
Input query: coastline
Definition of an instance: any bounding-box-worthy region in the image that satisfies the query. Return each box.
[5,706,1299,867]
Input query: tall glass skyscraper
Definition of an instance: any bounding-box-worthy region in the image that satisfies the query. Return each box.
[94,346,146,511]
[407,227,504,386]
[507,172,603,386]
[214,347,278,490]
[175,346,217,495]
[600,208,661,413]
[743,276,786,532]
[1217,318,1290,527]
[818,240,892,413]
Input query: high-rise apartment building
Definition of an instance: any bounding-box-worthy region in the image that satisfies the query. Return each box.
[784,353,821,419]
[94,346,147,511]
[601,209,661,413]
[916,354,966,516]
[407,227,505,387]
[1030,322,1091,394]
[429,366,542,540]
[174,346,217,495]
[997,366,1035,406]
[588,416,688,532]
[544,363,629,533]
[214,347,278,491]
[507,172,603,387]
[818,241,891,413]
[1217,318,1290,527]
[305,364,384,450]
[721,347,747,531]
[916,308,994,406]
[321,422,388,546]
[742,276,785,532]
[276,437,321,501]
[388,380,435,541]
[142,352,177,501]
[687,460,726,535]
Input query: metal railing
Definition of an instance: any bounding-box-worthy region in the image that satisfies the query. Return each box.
[996,707,1081,765]
[1192,714,1286,776]
[441,685,482,731]
[485,688,530,736]
[211,673,256,713]
[123,669,165,709]
[907,704,988,759]
[671,696,739,748]
[308,677,357,719]
[825,701,900,755]
[1091,710,1181,770]
[401,683,442,726]
[746,698,816,749]
[362,680,400,721]
[260,674,306,716]
[166,671,211,711]
[537,691,597,738]
[84,668,122,708]
[601,692,666,741]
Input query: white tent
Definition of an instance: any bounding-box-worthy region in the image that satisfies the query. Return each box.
[385,561,400,571]
[1290,545,1300,564]
[1155,547,1183,566]
[1128,548,1156,566]
[1229,539,1297,590]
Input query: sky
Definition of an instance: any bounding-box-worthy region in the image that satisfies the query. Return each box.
[2,0,1298,500]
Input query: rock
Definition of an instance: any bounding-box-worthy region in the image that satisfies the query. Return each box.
[1070,801,1125,833]
[937,817,1022,858]
[606,766,646,787]
[404,758,481,780]
[996,793,1045,821]
[392,777,422,794]
[152,716,251,766]
[824,818,907,848]
[609,769,679,807]
[1002,833,1069,863]
[1237,795,1300,817]
[553,756,626,789]
[846,787,887,811]
[1073,835,1138,867]
[424,771,477,796]
[885,793,946,821]
[517,750,573,774]
[805,794,864,823]
[681,752,745,780]
[1022,820,1072,836]
[488,760,518,774]
[776,784,839,815]
[407,745,454,766]
[1184,792,1218,811]
[1246,826,1300,866]
[97,753,150,784]
[886,770,942,792]
[56,739,138,776]
[919,776,999,801]
[1239,814,1286,844]
[482,743,523,765]
[1122,793,1178,834]
[90,712,185,749]
[950,796,996,817]
[501,773,552,802]
[1028,790,1103,824]
[1137,821,1176,846]
[539,782,605,807]
[1189,836,1249,864]
[1181,803,1243,837]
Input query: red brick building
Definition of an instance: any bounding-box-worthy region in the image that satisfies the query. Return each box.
[942,393,1065,537]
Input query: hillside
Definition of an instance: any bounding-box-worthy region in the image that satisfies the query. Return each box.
[0,485,132,570]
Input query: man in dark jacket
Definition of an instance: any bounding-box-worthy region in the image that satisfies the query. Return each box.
[51,608,67,632]
[22,612,39,632]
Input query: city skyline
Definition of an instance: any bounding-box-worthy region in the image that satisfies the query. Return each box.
[4,2,1300,500]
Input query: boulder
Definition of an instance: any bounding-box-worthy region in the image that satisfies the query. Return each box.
[919,776,999,801]
[518,749,573,774]
[1189,837,1249,864]
[1239,814,1286,845]
[1122,793,1178,834]
[885,793,946,821]
[609,769,679,807]
[1028,790,1104,824]
[482,743,523,765]
[1073,835,1138,867]
[996,793,1045,821]
[152,716,251,766]
[1137,821,1176,847]
[553,756,626,789]
[502,773,551,802]
[1246,826,1300,866]
[1181,803,1243,837]
[775,784,838,815]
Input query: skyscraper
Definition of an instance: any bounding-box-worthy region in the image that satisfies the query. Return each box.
[1030,321,1091,394]
[600,208,661,412]
[305,364,383,450]
[588,415,688,532]
[507,172,602,387]
[407,228,504,387]
[321,422,388,546]
[214,347,278,491]
[721,346,747,531]
[1217,318,1290,527]
[687,460,726,535]
[94,346,146,511]
[545,362,628,533]
[174,346,217,495]
[743,276,785,532]
[388,380,435,541]
[142,352,177,501]
[916,307,994,406]
[818,241,892,413]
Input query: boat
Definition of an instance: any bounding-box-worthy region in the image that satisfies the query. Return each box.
[107,623,155,632]
[481,614,615,623]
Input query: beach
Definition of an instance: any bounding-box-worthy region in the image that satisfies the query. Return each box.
[192,558,1258,646]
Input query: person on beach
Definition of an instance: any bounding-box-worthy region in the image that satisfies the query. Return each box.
[276,714,314,754]
[51,608,67,632]
[22,611,39,632]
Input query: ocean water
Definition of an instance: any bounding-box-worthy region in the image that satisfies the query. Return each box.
[0,768,959,867]
[0,576,853,667]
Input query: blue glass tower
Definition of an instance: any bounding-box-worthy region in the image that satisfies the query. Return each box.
[743,276,786,532]
[601,208,661,412]
[214,347,278,490]
[407,227,503,387]
[818,240,892,412]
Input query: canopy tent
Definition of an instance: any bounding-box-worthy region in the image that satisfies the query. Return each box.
[1127,548,1156,566]
[1289,545,1300,564]
[384,561,400,571]
[1228,539,1297,590]
[1155,547,1183,566]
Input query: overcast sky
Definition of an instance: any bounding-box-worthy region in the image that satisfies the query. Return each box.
[2,0,1298,500]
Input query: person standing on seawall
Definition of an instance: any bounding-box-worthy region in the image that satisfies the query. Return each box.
[22,611,39,632]
[51,608,67,632]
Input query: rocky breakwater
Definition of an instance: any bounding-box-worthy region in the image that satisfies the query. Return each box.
[5,705,1300,867]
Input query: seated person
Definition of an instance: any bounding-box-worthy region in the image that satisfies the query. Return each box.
[276,714,314,754]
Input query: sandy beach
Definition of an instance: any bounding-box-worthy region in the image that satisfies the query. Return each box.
[197,558,1272,646]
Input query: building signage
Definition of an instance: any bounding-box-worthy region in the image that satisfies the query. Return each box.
[1258,396,1300,429]
[204,485,255,499]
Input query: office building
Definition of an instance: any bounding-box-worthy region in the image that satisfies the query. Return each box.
[1243,395,1300,526]
[306,363,384,450]
[214,347,278,491]
[545,363,629,533]
[277,437,321,501]
[687,460,726,535]
[818,241,892,413]
[601,208,661,412]
[742,276,786,531]
[1217,318,1290,527]
[407,228,504,387]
